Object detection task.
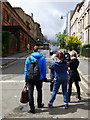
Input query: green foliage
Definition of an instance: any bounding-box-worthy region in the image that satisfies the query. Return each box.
[65,35,81,50]
[56,32,67,49]
[2,31,11,56]
[82,44,90,48]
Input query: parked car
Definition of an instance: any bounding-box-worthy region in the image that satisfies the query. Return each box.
[50,46,59,55]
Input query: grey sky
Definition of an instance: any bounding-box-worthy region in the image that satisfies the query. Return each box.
[8,0,82,40]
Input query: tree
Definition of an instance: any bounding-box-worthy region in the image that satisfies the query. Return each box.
[56,32,67,49]
[65,35,81,51]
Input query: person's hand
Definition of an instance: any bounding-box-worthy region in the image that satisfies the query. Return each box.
[43,77,47,82]
[25,82,28,86]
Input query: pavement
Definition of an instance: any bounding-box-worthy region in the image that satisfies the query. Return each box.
[78,56,90,87]
[0,51,90,87]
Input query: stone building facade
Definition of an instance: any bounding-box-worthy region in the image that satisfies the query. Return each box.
[1,2,36,55]
[13,7,44,45]
[70,0,90,45]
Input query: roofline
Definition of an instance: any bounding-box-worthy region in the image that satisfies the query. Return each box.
[13,7,24,12]
[3,2,31,30]
[25,13,34,23]
[70,2,84,20]
[13,7,35,23]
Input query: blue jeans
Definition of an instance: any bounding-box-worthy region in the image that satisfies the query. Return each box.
[49,79,68,105]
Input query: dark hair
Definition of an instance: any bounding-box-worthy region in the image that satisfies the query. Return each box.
[56,51,64,59]
[34,46,39,52]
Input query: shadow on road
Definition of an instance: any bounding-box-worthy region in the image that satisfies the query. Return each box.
[48,98,89,115]
[12,98,89,115]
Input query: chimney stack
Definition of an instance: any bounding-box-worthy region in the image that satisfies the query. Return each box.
[31,13,33,18]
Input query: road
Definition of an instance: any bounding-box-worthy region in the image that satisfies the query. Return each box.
[0,50,90,120]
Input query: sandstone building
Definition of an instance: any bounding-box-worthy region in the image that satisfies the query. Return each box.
[70,0,90,45]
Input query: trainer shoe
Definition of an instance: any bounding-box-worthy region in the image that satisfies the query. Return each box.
[65,104,68,109]
[48,103,53,108]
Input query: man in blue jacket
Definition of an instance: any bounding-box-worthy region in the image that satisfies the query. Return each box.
[24,46,46,113]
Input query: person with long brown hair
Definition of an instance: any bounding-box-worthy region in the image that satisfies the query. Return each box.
[48,51,68,109]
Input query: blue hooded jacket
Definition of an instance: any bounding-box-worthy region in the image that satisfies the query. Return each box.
[24,52,46,82]
[50,58,68,82]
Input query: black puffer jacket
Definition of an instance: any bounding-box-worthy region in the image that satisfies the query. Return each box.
[68,57,81,82]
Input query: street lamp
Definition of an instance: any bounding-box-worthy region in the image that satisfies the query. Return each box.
[60,16,66,19]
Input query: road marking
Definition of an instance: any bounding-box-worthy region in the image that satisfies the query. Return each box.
[1,57,51,60]
[0,80,24,82]
[1,57,89,60]
[0,57,45,59]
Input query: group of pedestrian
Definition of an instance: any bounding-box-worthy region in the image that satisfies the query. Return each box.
[24,45,81,114]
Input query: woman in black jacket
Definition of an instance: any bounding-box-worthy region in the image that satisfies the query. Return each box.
[68,50,81,102]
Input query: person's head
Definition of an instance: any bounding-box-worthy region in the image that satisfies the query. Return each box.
[51,54,56,60]
[56,51,64,60]
[70,50,77,58]
[33,46,40,52]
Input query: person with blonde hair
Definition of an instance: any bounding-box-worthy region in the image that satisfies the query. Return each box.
[68,50,81,102]
[48,51,68,109]
[70,50,77,58]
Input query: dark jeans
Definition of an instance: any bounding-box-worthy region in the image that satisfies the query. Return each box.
[68,80,81,99]
[28,80,42,110]
[50,81,54,92]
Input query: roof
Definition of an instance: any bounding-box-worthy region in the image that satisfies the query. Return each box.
[70,2,84,20]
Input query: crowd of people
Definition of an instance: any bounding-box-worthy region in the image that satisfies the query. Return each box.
[24,45,81,113]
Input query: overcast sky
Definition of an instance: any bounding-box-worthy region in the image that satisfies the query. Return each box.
[7,0,82,41]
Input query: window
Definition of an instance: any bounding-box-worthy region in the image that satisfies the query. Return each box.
[82,17,84,29]
[7,13,9,22]
[12,17,13,25]
[3,8,5,20]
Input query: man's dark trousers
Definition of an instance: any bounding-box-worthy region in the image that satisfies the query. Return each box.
[28,80,42,110]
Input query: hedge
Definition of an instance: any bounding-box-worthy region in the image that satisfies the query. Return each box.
[82,44,90,48]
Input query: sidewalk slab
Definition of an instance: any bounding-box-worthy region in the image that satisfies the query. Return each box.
[78,69,89,86]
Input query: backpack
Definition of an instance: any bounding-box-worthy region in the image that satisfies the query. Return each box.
[27,57,40,83]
